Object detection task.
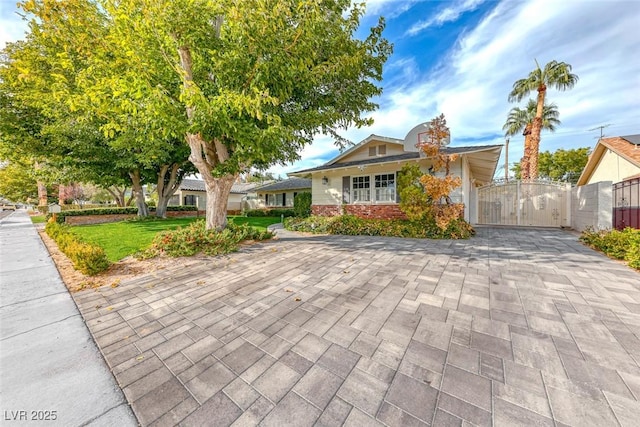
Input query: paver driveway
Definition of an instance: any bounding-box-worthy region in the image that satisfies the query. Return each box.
[73,227,640,426]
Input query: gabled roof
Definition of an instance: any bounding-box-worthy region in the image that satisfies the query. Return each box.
[326,134,404,166]
[289,145,503,184]
[179,179,261,194]
[577,135,640,185]
[254,178,311,192]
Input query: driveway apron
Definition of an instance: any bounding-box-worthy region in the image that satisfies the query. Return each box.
[68,225,640,426]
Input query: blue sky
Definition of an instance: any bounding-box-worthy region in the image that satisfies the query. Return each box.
[2,0,639,179]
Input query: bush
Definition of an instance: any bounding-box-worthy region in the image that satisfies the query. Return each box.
[246,209,295,218]
[47,205,197,223]
[45,222,111,275]
[580,227,640,269]
[139,220,273,258]
[284,215,474,239]
[294,192,312,218]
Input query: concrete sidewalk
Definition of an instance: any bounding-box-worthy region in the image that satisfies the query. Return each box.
[0,210,137,426]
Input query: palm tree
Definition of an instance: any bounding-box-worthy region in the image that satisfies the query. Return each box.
[503,100,560,179]
[508,60,578,179]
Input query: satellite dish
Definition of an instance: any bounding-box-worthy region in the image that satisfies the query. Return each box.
[403,122,450,152]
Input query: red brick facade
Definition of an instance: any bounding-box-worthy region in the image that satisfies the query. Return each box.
[312,204,407,220]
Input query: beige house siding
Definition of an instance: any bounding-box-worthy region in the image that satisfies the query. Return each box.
[170,190,248,212]
[255,190,306,208]
[339,141,406,164]
[587,149,640,185]
[310,156,476,220]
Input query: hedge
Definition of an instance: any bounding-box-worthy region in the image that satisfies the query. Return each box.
[45,221,111,275]
[47,205,197,223]
[245,209,295,218]
[284,214,474,239]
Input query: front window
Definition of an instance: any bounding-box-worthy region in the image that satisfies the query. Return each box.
[375,174,396,202]
[352,176,370,202]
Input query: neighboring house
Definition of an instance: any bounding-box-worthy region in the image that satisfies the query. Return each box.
[288,127,502,223]
[253,178,312,208]
[170,178,261,212]
[577,135,640,186]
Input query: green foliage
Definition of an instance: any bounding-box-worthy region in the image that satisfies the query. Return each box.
[580,227,640,269]
[284,215,474,239]
[293,192,312,218]
[245,209,295,218]
[397,164,429,221]
[48,205,197,223]
[512,147,589,183]
[0,160,38,203]
[45,221,110,275]
[140,221,273,258]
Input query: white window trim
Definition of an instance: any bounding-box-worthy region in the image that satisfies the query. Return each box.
[351,172,397,204]
[373,173,397,204]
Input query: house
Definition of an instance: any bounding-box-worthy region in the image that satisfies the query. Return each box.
[170,178,261,213]
[576,135,640,186]
[288,125,502,223]
[253,178,312,208]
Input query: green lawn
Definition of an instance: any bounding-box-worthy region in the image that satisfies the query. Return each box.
[30,215,47,224]
[70,216,280,262]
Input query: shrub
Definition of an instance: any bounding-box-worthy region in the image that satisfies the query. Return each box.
[139,220,273,258]
[580,227,640,269]
[293,192,312,218]
[45,222,111,275]
[284,215,473,239]
[246,209,295,218]
[47,205,197,223]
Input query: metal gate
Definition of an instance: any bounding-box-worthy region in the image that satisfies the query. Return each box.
[477,180,571,227]
[613,177,640,230]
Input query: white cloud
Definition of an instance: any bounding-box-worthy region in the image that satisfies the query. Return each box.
[273,0,640,177]
[406,0,486,36]
[364,0,419,18]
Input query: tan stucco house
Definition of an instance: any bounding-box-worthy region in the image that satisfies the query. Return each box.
[288,129,502,223]
[577,135,640,186]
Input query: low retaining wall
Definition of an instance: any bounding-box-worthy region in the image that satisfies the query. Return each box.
[64,210,205,225]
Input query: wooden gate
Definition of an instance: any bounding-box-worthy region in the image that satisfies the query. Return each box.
[477,180,571,227]
[613,177,640,230]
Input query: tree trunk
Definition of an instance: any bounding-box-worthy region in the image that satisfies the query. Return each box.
[530,86,547,180]
[529,117,542,180]
[177,43,237,230]
[58,183,65,205]
[34,161,48,206]
[129,170,149,217]
[204,174,236,230]
[155,163,182,218]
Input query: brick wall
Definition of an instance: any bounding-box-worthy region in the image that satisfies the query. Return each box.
[311,204,407,220]
[312,205,342,216]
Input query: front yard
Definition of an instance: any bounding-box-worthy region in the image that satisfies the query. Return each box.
[70,216,280,262]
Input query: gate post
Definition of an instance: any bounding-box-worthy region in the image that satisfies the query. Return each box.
[564,183,571,228]
[516,180,521,225]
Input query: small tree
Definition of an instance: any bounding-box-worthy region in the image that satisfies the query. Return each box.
[398,114,465,230]
[293,192,312,218]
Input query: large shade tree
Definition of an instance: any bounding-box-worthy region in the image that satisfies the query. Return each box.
[508,60,578,179]
[2,1,194,217]
[97,0,392,230]
[503,99,560,179]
